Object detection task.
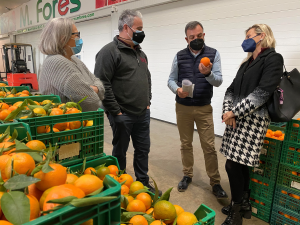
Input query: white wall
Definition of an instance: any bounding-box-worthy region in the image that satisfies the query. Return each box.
[138,0,300,136]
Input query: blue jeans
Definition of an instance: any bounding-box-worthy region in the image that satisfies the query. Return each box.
[107,109,150,184]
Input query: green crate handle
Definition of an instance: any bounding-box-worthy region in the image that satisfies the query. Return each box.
[0,122,32,140]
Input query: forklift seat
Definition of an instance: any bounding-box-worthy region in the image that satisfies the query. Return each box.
[14,60,27,73]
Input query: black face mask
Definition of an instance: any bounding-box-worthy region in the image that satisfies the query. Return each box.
[129,26,145,45]
[190,38,204,51]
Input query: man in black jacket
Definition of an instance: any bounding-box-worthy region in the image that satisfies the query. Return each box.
[94,9,160,194]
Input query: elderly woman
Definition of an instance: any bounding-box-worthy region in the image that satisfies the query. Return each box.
[220,24,283,225]
[39,18,104,111]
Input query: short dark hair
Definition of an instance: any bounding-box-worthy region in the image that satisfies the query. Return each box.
[185,21,204,35]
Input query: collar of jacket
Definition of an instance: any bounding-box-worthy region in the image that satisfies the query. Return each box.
[245,48,275,70]
[114,36,141,51]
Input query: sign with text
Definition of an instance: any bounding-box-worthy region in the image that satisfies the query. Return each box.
[0,0,129,35]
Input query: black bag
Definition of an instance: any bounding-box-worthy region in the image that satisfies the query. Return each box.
[267,66,300,122]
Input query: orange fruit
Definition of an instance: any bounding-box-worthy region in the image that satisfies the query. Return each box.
[121,194,134,208]
[5,94,15,98]
[251,178,258,183]
[154,200,177,224]
[289,147,296,151]
[293,123,299,128]
[174,205,185,216]
[85,120,93,127]
[274,130,283,137]
[74,174,103,195]
[0,103,9,110]
[65,108,81,114]
[26,140,46,151]
[177,212,198,225]
[22,90,30,95]
[0,221,13,225]
[281,190,287,195]
[43,184,85,211]
[28,183,43,202]
[19,94,29,97]
[129,181,144,196]
[33,108,46,115]
[291,194,300,200]
[66,174,79,184]
[84,167,96,175]
[108,165,119,176]
[118,174,134,188]
[136,193,152,210]
[265,133,272,138]
[39,187,55,210]
[37,125,49,134]
[291,217,299,222]
[80,219,93,225]
[8,106,17,112]
[121,185,129,195]
[50,108,63,116]
[53,122,68,131]
[129,215,148,225]
[150,221,166,225]
[260,202,265,206]
[27,194,40,220]
[96,167,110,180]
[292,171,298,176]
[278,211,284,215]
[146,208,154,214]
[200,57,211,67]
[69,121,81,130]
[0,155,11,180]
[263,183,269,186]
[46,127,60,133]
[34,163,67,191]
[0,110,11,120]
[5,153,35,178]
[255,199,259,203]
[278,136,284,141]
[284,214,291,219]
[41,100,51,105]
[126,199,146,213]
[108,174,118,181]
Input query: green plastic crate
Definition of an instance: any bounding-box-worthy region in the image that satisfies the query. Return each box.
[24,155,121,225]
[285,119,300,144]
[273,184,300,214]
[270,205,300,225]
[0,122,31,140]
[18,108,104,167]
[249,193,273,223]
[0,81,8,85]
[261,137,283,162]
[269,122,287,132]
[0,95,61,105]
[277,164,300,191]
[194,204,215,225]
[280,141,300,168]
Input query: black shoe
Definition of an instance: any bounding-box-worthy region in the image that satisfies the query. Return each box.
[144,182,162,197]
[222,190,252,219]
[213,184,228,199]
[177,176,192,192]
[221,203,243,225]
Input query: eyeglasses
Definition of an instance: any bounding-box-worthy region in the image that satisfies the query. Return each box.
[72,32,80,38]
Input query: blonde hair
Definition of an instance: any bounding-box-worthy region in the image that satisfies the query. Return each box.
[39,18,74,55]
[242,24,276,63]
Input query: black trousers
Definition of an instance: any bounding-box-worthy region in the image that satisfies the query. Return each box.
[225,159,250,203]
[107,109,150,184]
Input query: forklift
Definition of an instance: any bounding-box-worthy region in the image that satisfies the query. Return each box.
[1,43,39,91]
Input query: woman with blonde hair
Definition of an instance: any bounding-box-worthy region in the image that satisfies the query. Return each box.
[39,18,104,111]
[220,24,283,225]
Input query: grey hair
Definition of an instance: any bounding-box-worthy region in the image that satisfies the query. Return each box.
[39,18,74,55]
[185,21,204,35]
[118,9,142,32]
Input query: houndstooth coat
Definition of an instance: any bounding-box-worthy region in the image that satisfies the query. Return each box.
[220,48,283,167]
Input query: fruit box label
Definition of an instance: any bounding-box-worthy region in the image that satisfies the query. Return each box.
[254,168,264,175]
[58,142,81,160]
[252,207,258,214]
[291,181,300,191]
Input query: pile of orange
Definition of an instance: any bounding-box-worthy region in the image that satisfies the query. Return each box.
[249,197,266,206]
[251,178,269,187]
[278,211,299,222]
[281,189,300,200]
[0,89,30,98]
[265,129,285,141]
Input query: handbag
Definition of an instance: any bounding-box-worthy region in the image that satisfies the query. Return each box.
[267,65,300,122]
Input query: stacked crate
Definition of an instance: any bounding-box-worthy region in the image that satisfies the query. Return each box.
[249,122,286,223]
[271,119,300,224]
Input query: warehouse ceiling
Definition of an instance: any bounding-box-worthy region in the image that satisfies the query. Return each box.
[0,0,30,16]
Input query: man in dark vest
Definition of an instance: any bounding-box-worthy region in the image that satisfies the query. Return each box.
[168,21,228,199]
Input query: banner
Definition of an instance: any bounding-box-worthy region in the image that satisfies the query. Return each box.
[0,0,128,35]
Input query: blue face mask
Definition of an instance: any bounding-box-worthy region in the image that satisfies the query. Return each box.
[71,38,83,54]
[241,34,261,52]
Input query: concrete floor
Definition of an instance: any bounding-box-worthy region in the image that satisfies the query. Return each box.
[103,117,268,225]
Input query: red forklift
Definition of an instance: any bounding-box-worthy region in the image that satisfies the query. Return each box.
[1,43,39,91]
